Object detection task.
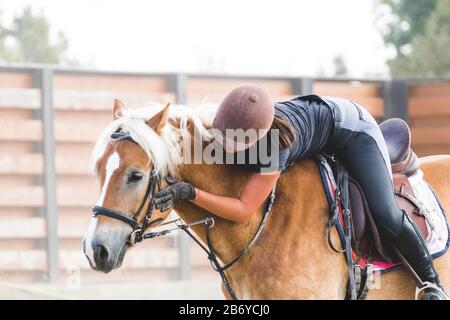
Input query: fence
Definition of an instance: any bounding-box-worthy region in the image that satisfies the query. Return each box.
[0,64,449,284]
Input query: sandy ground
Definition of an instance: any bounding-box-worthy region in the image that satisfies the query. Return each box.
[0,280,223,300]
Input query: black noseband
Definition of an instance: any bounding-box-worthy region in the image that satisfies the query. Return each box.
[92,206,141,229]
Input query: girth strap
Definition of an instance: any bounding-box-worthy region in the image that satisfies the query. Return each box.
[337,160,357,300]
[320,154,358,300]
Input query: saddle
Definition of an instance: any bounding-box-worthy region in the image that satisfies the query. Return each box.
[349,118,428,262]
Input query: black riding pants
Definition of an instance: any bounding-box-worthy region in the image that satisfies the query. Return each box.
[324,97,405,238]
[325,102,439,284]
[323,97,438,285]
[333,130,404,237]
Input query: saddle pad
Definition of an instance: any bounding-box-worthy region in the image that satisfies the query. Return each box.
[408,170,449,256]
[316,155,450,274]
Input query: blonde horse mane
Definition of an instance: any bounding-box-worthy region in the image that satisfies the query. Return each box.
[92,103,218,176]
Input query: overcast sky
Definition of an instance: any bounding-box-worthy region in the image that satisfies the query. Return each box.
[0,0,391,78]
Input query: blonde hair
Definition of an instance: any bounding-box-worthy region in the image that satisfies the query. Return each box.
[92,103,214,176]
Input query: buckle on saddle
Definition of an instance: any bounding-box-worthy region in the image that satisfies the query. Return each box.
[129,229,143,246]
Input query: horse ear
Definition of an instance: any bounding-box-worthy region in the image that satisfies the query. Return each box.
[147,103,171,134]
[113,98,125,120]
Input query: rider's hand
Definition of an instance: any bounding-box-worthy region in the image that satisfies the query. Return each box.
[154,176,196,211]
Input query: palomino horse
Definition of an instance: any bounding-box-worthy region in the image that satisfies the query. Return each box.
[83,100,450,299]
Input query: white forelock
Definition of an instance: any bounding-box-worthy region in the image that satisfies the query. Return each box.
[92,103,217,176]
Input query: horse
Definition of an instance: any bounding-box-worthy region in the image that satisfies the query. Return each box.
[82,99,450,299]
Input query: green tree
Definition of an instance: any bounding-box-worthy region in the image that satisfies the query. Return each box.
[376,0,450,77]
[399,0,450,77]
[377,0,437,58]
[0,6,76,65]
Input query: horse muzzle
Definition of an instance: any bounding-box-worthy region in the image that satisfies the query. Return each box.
[82,225,130,273]
[85,239,128,273]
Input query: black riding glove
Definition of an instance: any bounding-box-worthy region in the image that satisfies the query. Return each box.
[154,175,196,212]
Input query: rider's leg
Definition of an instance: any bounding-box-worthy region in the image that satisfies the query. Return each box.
[324,98,446,299]
[335,131,446,299]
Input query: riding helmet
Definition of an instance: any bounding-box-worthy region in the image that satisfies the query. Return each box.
[212,84,274,152]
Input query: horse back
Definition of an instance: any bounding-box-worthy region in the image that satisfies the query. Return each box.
[419,155,450,218]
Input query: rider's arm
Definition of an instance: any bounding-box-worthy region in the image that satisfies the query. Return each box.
[190,171,280,223]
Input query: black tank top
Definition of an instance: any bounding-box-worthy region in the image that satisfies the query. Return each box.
[243,95,335,173]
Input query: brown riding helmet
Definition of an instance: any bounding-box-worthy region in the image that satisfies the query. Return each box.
[212,85,274,152]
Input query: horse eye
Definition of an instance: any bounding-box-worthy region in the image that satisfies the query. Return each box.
[128,171,143,184]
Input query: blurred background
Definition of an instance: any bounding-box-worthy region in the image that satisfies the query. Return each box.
[0,0,448,299]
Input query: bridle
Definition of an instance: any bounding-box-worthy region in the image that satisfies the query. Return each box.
[91,129,276,300]
[92,168,161,246]
[92,130,163,246]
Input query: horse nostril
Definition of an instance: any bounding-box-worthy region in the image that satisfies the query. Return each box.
[99,245,109,261]
[94,244,109,265]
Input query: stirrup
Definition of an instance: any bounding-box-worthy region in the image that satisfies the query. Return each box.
[415,282,449,300]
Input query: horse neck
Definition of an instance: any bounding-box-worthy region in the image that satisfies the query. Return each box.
[167,121,347,298]
[175,162,261,263]
[170,121,300,265]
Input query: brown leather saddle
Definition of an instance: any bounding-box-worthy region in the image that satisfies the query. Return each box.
[349,118,428,262]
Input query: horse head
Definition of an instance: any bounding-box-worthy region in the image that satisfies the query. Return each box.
[82,99,184,273]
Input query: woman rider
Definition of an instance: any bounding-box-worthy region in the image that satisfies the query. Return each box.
[154,85,447,300]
